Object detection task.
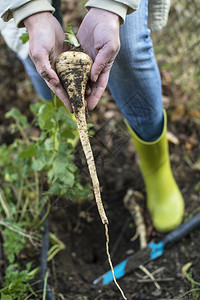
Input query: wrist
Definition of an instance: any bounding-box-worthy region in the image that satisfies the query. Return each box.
[24,11,52,30]
[85,0,128,24]
[12,0,55,28]
[89,7,120,25]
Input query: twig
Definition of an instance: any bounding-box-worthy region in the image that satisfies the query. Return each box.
[142,267,165,279]
[139,265,161,290]
[130,231,139,242]
[42,271,48,300]
[37,203,51,228]
[138,277,174,283]
[123,189,147,248]
[24,289,44,300]
[4,182,20,205]
[19,195,29,221]
[0,187,11,219]
[0,219,39,246]
[134,267,165,279]
[16,178,24,213]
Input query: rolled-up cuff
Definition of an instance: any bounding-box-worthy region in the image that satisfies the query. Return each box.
[85,0,128,24]
[12,0,55,27]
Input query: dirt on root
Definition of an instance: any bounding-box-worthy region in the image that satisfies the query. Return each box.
[0,34,200,300]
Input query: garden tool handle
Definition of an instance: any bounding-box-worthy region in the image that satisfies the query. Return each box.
[162,213,200,248]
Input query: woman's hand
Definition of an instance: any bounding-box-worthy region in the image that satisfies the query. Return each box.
[24,12,72,111]
[77,8,120,110]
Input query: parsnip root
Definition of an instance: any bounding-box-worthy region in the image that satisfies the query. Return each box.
[123,189,147,249]
[56,50,127,299]
[56,51,108,224]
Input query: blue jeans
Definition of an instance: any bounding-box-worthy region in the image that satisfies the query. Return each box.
[108,0,163,141]
[18,55,53,100]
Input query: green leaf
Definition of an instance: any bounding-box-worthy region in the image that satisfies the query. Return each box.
[30,101,43,117]
[47,182,61,195]
[6,108,29,129]
[19,144,36,158]
[0,263,37,298]
[44,138,54,151]
[2,227,26,263]
[194,181,200,192]
[67,163,77,173]
[56,106,77,128]
[53,159,66,175]
[38,131,47,142]
[60,171,75,187]
[65,24,80,48]
[32,156,47,171]
[38,102,55,130]
[19,31,29,44]
[1,294,12,300]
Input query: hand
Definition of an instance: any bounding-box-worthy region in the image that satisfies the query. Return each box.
[24,12,72,111]
[77,8,120,110]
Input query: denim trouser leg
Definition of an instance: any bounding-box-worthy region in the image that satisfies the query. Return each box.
[108,0,163,142]
[18,55,52,100]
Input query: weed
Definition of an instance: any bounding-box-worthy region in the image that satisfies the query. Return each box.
[0,95,90,297]
[179,264,200,299]
[0,263,39,299]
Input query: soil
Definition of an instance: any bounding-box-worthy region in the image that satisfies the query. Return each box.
[1,26,200,300]
[56,51,92,114]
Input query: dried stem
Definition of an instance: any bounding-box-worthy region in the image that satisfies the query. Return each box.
[123,189,147,248]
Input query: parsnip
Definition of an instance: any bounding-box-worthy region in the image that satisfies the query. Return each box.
[56,50,108,225]
[56,50,127,299]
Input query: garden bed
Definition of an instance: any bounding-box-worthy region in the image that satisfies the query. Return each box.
[0,10,200,298]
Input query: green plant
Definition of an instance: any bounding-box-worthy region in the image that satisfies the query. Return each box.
[0,95,91,297]
[179,263,200,299]
[0,96,91,212]
[178,288,200,299]
[30,96,91,202]
[183,269,200,299]
[2,225,26,263]
[0,263,39,300]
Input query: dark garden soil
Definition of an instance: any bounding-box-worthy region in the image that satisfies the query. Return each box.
[0,21,200,300]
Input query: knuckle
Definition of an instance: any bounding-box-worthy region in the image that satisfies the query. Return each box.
[111,41,120,54]
[99,62,106,71]
[39,68,48,79]
[40,68,50,78]
[38,67,52,82]
[106,41,120,58]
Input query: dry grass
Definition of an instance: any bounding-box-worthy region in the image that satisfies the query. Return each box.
[152,0,200,109]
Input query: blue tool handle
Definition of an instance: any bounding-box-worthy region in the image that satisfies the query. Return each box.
[162,213,200,248]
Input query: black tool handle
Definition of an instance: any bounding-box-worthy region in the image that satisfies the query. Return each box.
[162,213,200,248]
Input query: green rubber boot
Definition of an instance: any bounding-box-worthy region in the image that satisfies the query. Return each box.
[126,110,184,232]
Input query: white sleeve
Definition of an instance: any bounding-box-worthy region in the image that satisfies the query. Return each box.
[0,0,32,21]
[85,0,141,23]
[0,0,54,27]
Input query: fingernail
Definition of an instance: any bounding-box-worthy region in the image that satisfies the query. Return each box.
[93,75,98,83]
[86,87,91,96]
